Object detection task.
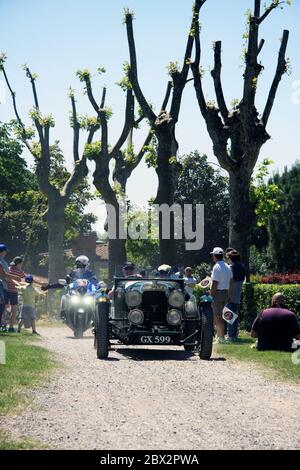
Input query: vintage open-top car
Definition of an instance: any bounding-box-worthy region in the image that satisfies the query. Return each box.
[94,277,214,360]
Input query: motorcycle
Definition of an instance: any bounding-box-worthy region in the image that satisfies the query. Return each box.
[59,278,101,338]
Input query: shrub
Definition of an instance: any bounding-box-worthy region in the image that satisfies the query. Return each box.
[240,283,300,330]
[260,273,300,285]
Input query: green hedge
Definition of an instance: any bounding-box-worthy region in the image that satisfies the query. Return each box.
[240,283,300,330]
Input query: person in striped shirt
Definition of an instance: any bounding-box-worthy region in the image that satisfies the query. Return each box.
[6,256,25,332]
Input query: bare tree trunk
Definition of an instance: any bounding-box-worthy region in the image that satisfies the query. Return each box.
[47,202,66,284]
[228,167,252,275]
[155,121,179,265]
[108,237,127,280]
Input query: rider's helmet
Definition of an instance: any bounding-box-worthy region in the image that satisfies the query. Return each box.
[75,255,90,269]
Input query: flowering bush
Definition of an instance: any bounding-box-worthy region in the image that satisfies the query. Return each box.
[260,273,300,285]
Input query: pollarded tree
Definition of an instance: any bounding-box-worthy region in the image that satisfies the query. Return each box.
[77,69,152,279]
[0,55,99,283]
[124,1,207,265]
[191,0,290,271]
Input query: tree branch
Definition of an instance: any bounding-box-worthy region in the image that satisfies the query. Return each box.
[125,13,157,125]
[25,66,45,145]
[100,87,106,108]
[262,29,289,126]
[258,1,285,24]
[70,94,80,162]
[257,38,265,55]
[170,0,206,121]
[83,76,108,154]
[111,88,134,156]
[1,66,32,153]
[25,67,39,109]
[161,81,173,111]
[191,19,207,119]
[211,41,228,121]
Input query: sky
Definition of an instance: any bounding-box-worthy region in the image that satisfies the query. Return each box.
[1,0,299,232]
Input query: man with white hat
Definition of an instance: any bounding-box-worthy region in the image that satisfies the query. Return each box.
[157,264,172,279]
[210,247,233,344]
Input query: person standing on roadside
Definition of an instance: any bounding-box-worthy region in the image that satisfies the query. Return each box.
[210,247,233,344]
[226,250,246,342]
[0,244,22,330]
[6,256,25,332]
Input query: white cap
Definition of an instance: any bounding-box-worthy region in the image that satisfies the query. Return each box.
[158,264,171,272]
[210,247,224,255]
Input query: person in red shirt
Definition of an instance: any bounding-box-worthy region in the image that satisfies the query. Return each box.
[6,256,25,332]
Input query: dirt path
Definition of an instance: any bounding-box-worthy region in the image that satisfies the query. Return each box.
[2,327,300,450]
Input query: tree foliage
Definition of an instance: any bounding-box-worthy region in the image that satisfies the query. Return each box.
[0,123,96,269]
[268,162,300,272]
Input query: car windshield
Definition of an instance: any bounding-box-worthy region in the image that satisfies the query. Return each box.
[115,278,184,293]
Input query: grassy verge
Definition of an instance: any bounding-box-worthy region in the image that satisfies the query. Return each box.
[0,430,46,450]
[214,333,300,383]
[0,330,58,449]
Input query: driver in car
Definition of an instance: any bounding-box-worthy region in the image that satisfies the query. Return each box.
[157,264,172,279]
[108,262,141,298]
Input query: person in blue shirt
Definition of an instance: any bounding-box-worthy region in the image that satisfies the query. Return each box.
[226,250,246,341]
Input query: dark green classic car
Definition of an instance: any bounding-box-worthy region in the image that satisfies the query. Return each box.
[94,277,214,360]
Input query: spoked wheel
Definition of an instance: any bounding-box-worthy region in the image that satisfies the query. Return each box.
[198,302,214,360]
[95,302,110,359]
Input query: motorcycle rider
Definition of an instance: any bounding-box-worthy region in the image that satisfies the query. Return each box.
[66,256,94,283]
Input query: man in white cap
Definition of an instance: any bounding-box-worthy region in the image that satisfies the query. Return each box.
[210,247,233,344]
[157,264,172,279]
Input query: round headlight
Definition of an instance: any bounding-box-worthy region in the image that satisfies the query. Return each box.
[125,290,142,308]
[71,295,80,304]
[84,296,94,305]
[168,291,184,308]
[167,309,182,326]
[128,309,144,325]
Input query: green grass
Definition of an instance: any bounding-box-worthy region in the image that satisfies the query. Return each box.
[0,430,46,450]
[0,330,58,449]
[0,331,58,414]
[214,333,300,383]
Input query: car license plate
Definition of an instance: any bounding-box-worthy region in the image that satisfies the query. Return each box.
[140,335,171,344]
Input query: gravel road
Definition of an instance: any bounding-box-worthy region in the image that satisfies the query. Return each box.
[2,327,300,450]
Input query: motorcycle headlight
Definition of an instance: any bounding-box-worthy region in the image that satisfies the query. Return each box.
[71,295,80,304]
[128,308,144,325]
[84,296,94,305]
[167,309,182,326]
[168,291,184,309]
[125,290,142,308]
